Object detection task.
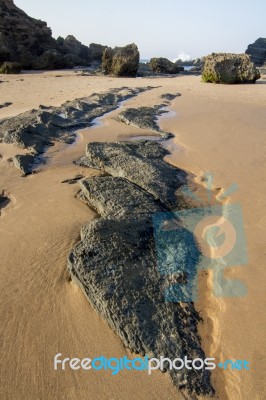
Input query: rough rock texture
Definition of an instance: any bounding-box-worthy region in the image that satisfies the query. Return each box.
[116,105,172,139]
[0,61,21,73]
[0,0,106,69]
[246,38,266,66]
[150,58,184,74]
[13,154,37,175]
[0,0,56,67]
[102,43,140,76]
[0,86,154,174]
[68,146,214,397]
[202,53,260,84]
[74,141,188,210]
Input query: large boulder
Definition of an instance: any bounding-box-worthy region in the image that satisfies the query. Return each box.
[202,53,260,84]
[150,57,183,74]
[102,43,139,76]
[246,38,266,66]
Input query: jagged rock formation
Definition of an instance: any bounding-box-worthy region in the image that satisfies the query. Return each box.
[246,38,266,66]
[150,57,184,74]
[202,53,260,84]
[75,141,188,209]
[68,141,214,397]
[0,0,106,69]
[102,43,140,76]
[116,105,172,139]
[115,93,181,138]
[0,86,154,174]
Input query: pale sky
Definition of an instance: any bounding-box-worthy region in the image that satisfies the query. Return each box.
[15,0,266,60]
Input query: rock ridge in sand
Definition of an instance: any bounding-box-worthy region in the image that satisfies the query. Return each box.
[0,86,155,174]
[68,141,214,397]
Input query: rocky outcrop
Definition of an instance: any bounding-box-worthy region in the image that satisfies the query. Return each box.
[202,53,260,84]
[68,141,214,397]
[246,38,266,66]
[102,43,139,76]
[0,0,106,69]
[74,141,187,209]
[0,0,55,67]
[116,93,181,138]
[116,106,172,139]
[0,87,154,174]
[150,58,184,74]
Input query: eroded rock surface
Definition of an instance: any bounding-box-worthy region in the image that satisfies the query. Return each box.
[68,146,214,397]
[116,105,172,139]
[102,43,140,76]
[0,86,154,174]
[0,0,106,69]
[150,57,184,74]
[202,53,260,84]
[75,141,188,209]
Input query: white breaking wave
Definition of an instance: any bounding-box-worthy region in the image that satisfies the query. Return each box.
[173,51,191,62]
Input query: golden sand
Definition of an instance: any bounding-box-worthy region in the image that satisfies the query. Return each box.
[0,71,265,399]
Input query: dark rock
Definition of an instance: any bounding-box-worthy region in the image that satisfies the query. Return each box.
[102,43,139,76]
[32,49,66,70]
[13,153,36,175]
[116,105,173,139]
[175,59,193,67]
[161,93,181,101]
[189,66,201,73]
[0,101,12,108]
[63,35,87,58]
[0,61,21,73]
[150,58,184,74]
[68,159,214,396]
[137,62,153,77]
[246,38,266,66]
[79,176,164,217]
[0,86,154,174]
[87,43,107,64]
[0,0,58,68]
[75,141,188,209]
[0,190,10,212]
[61,174,84,184]
[0,0,107,69]
[202,53,260,84]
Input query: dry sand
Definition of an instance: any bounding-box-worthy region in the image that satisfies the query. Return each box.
[0,70,265,400]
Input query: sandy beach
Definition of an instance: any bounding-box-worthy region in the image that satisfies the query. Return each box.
[0,71,266,400]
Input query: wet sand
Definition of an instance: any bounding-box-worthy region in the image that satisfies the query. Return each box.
[0,70,266,399]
